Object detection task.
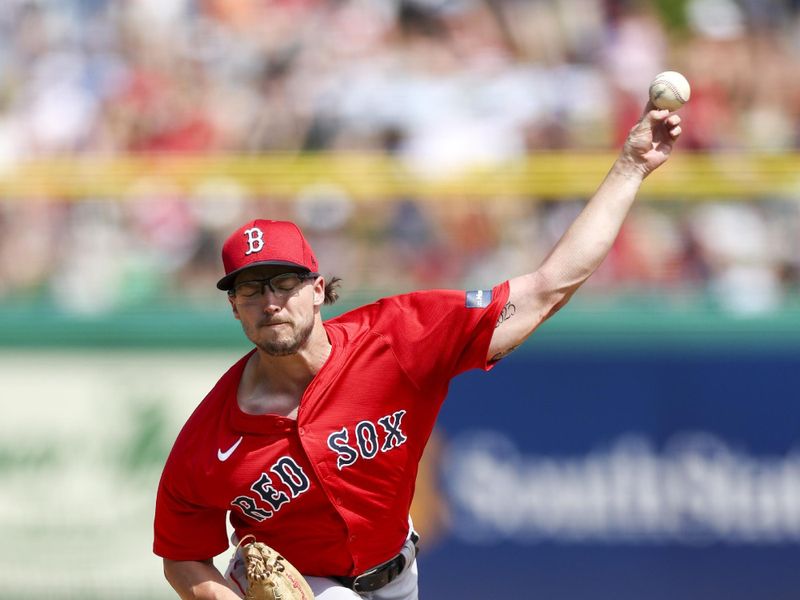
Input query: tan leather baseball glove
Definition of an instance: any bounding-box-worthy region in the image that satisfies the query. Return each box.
[239,536,315,600]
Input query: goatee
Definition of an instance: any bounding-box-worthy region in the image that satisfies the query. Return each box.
[257,320,314,356]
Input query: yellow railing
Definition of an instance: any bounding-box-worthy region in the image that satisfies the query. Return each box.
[0,152,798,200]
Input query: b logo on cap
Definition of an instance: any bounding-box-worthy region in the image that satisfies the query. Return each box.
[244,227,264,255]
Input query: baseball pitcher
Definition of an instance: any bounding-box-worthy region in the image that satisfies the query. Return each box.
[154,103,682,599]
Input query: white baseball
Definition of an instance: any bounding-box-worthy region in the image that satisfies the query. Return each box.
[649,71,691,110]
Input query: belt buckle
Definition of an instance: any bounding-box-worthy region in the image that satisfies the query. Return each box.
[350,533,418,593]
[352,566,382,593]
[352,556,400,593]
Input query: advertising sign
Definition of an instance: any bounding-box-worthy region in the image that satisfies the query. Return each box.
[421,347,800,599]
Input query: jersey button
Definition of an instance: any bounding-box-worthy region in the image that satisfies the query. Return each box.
[335,497,343,505]
[298,427,305,435]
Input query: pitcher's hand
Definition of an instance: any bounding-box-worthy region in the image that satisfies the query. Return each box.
[619,101,682,178]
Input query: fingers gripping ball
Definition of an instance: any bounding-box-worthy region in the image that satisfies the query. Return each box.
[649,71,691,110]
[240,537,315,600]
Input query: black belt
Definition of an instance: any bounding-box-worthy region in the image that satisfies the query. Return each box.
[336,531,420,593]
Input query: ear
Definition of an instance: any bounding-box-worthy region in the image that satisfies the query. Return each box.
[312,276,325,308]
[228,294,241,321]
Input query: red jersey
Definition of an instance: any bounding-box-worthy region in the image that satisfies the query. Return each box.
[154,283,509,577]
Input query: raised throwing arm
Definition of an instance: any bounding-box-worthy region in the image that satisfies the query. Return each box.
[488,103,682,361]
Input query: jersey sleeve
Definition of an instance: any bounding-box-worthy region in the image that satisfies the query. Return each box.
[153,452,229,561]
[376,281,510,388]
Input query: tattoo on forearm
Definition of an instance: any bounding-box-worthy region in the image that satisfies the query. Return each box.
[495,302,516,328]
[491,345,520,362]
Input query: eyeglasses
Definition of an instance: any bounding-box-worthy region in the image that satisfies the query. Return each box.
[228,272,318,300]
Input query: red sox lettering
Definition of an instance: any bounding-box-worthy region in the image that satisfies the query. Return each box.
[231,456,311,522]
[327,410,408,470]
[231,410,408,523]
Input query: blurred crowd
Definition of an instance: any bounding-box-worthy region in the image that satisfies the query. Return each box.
[0,0,799,315]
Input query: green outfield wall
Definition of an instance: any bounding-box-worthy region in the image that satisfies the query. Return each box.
[3,299,800,350]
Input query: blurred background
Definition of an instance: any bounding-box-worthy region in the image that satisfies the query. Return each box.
[1,0,799,598]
